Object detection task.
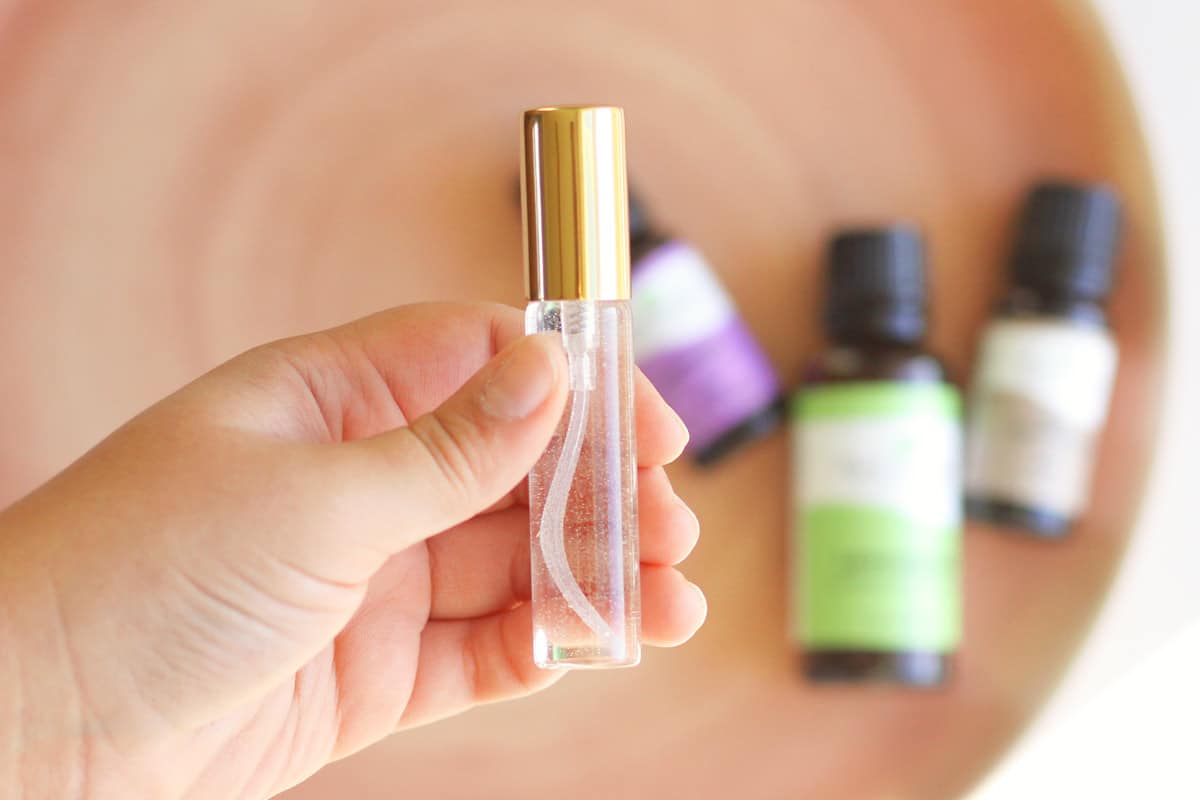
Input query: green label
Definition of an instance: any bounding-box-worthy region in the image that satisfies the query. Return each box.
[800,506,960,651]
[790,381,961,420]
[791,382,962,652]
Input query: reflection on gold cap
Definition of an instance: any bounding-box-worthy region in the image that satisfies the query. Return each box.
[522,105,631,301]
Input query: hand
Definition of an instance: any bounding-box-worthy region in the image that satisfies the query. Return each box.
[0,303,705,798]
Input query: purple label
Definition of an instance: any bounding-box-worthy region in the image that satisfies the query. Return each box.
[631,241,781,455]
[638,316,781,454]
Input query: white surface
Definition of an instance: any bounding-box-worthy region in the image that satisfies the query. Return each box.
[971,1,1200,796]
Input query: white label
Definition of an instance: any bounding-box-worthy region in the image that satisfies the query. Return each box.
[631,243,735,361]
[966,318,1117,517]
[798,412,962,531]
[975,319,1117,431]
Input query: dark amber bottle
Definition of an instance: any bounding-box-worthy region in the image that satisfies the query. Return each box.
[791,227,962,686]
[964,182,1121,538]
[626,194,783,466]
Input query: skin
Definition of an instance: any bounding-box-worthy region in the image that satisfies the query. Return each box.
[0,302,706,799]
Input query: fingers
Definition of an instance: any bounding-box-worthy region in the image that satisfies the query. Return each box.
[338,332,568,554]
[634,372,689,467]
[398,568,707,731]
[427,467,700,620]
[310,303,684,466]
[326,552,429,759]
[397,605,563,730]
[337,303,530,428]
[640,565,708,647]
[309,302,685,562]
[310,303,686,466]
[427,507,529,619]
[635,467,701,564]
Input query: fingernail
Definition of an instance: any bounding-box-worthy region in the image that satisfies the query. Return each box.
[669,403,689,439]
[665,403,690,460]
[675,494,700,537]
[480,334,563,420]
[687,581,708,626]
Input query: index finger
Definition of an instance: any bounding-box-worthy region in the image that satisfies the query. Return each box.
[349,302,688,468]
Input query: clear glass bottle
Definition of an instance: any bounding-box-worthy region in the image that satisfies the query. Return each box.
[521,105,641,669]
[526,300,639,667]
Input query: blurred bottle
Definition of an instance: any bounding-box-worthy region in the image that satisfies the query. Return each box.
[792,227,961,686]
[628,193,782,465]
[965,181,1121,538]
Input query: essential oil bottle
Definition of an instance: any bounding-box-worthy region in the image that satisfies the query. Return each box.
[627,194,782,464]
[521,106,640,669]
[791,227,962,686]
[965,181,1122,537]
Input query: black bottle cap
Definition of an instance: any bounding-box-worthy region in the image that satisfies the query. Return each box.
[1010,180,1122,301]
[825,226,927,343]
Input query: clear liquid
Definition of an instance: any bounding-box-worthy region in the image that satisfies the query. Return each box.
[526,300,640,669]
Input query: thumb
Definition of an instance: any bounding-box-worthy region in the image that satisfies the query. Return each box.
[345,331,567,553]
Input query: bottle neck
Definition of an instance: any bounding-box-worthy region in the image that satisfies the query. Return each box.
[825,303,926,349]
[629,229,671,266]
[828,328,925,350]
[998,286,1109,327]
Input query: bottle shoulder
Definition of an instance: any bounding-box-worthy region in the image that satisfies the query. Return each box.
[629,231,674,266]
[802,344,949,385]
[994,291,1110,328]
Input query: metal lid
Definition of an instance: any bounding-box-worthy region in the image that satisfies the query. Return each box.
[521,106,631,301]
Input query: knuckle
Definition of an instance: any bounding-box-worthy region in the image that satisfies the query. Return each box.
[461,628,482,699]
[409,409,490,504]
[499,614,539,695]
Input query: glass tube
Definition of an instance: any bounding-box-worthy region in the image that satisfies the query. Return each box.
[526,298,640,669]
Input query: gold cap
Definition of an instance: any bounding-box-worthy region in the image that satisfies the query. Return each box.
[522,105,631,301]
